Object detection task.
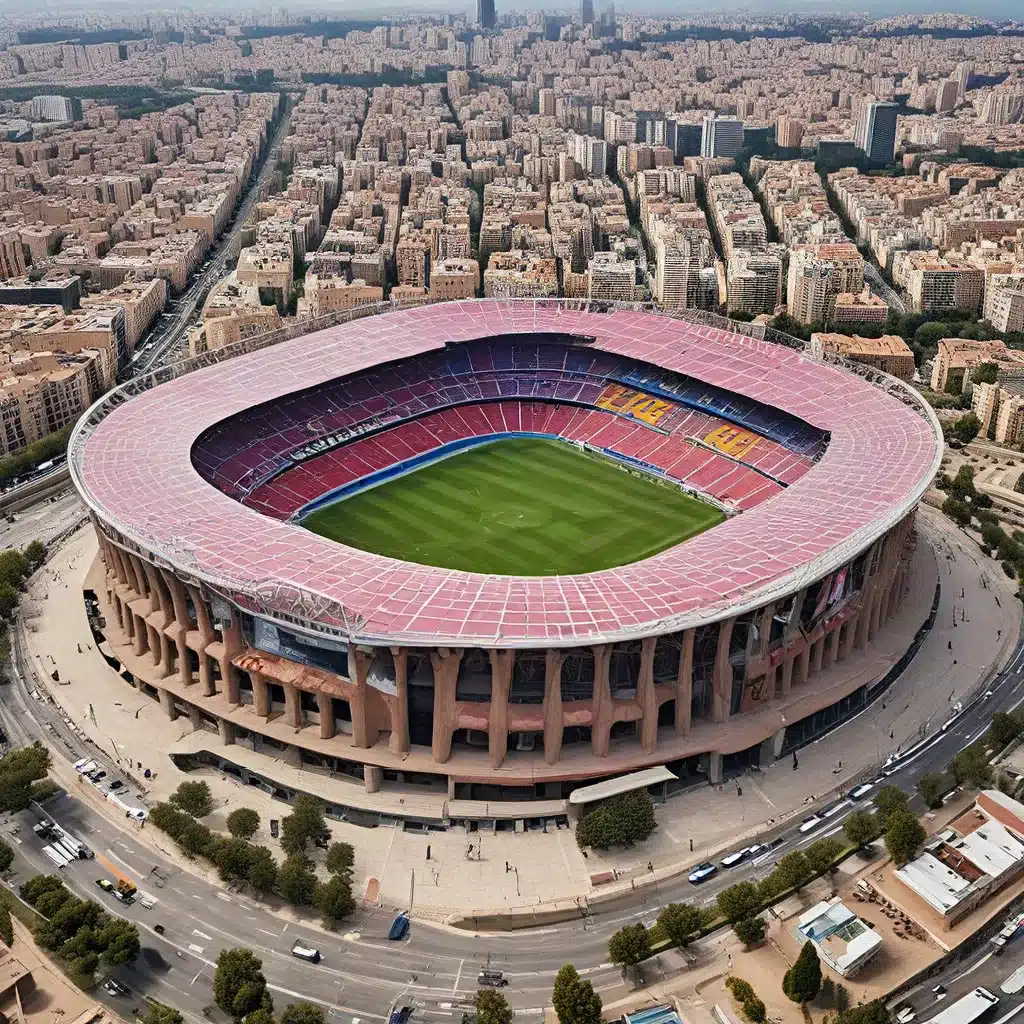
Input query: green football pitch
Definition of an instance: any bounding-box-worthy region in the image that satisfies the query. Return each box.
[301,437,725,576]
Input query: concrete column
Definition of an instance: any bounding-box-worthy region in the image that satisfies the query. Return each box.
[638,636,658,753]
[147,624,161,666]
[590,644,613,757]
[187,705,202,730]
[198,653,215,696]
[712,617,735,724]
[772,725,786,758]
[430,648,462,764]
[283,683,302,729]
[364,766,382,794]
[487,649,513,769]
[389,647,410,755]
[253,671,270,718]
[224,657,241,704]
[810,637,825,674]
[841,615,858,660]
[157,633,174,679]
[218,719,235,746]
[543,649,564,765]
[349,647,381,749]
[676,629,694,735]
[780,654,794,697]
[796,646,811,685]
[869,585,883,640]
[133,614,148,658]
[855,592,874,650]
[159,688,177,721]
[756,603,774,658]
[708,751,723,784]
[823,628,839,669]
[317,691,335,740]
[187,584,215,646]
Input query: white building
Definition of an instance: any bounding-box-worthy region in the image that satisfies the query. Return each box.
[796,900,883,978]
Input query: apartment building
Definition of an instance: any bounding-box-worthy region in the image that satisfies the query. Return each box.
[809,332,915,381]
[429,258,479,300]
[930,338,1024,393]
[985,274,1024,334]
[483,251,559,298]
[726,251,783,315]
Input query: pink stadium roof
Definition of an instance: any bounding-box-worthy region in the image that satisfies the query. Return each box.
[74,302,942,647]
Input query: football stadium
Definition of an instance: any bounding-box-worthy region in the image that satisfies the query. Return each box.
[70,301,943,809]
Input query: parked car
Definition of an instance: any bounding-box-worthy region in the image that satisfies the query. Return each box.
[102,979,129,997]
[688,862,718,884]
[107,780,124,792]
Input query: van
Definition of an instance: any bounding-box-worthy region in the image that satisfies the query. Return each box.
[478,970,508,988]
[290,943,321,964]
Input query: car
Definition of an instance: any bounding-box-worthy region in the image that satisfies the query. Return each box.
[720,848,749,868]
[688,862,718,884]
[95,879,114,892]
[848,783,874,801]
[932,986,947,1000]
[87,770,107,783]
[984,690,994,700]
[895,1007,915,1023]
[798,815,823,834]
[107,780,124,792]
[103,979,129,997]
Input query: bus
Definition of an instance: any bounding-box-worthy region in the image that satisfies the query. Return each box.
[925,988,999,1024]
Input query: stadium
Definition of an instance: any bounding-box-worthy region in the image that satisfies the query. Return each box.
[70,300,942,809]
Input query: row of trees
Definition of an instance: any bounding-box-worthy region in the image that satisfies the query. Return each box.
[0,742,53,813]
[20,874,140,987]
[575,789,657,850]
[213,947,329,1024]
[149,783,356,927]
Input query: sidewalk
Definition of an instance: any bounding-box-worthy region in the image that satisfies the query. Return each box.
[19,506,1021,917]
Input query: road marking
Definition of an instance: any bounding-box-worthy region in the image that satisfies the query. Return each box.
[992,1005,1024,1024]
[949,951,992,984]
[216,892,232,902]
[191,971,202,985]
[193,929,212,941]
[258,929,276,937]
[171,887,186,896]
[188,943,205,954]
[453,958,464,993]
[282,922,289,933]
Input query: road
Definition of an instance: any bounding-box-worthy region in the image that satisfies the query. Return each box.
[864,262,907,316]
[126,104,294,378]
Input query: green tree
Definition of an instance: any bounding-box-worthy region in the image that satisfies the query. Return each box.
[872,785,909,826]
[148,802,193,839]
[215,838,256,883]
[0,902,12,947]
[952,745,994,789]
[783,941,822,1004]
[213,948,273,1020]
[280,1004,326,1024]
[989,710,1024,748]
[951,412,981,444]
[742,997,766,1023]
[143,1002,184,1024]
[551,964,602,1024]
[942,495,973,526]
[280,795,330,857]
[805,838,843,879]
[23,540,46,569]
[717,881,761,924]
[0,839,13,873]
[575,790,656,850]
[475,989,514,1024]
[0,549,30,590]
[170,781,213,818]
[96,918,141,966]
[607,923,650,973]
[732,917,766,946]
[314,874,355,929]
[248,847,278,895]
[917,773,949,809]
[0,584,18,621]
[277,856,317,906]
[19,874,66,906]
[844,810,881,849]
[226,807,260,840]
[773,851,812,892]
[831,1000,890,1024]
[657,902,702,948]
[325,842,355,875]
[885,810,926,867]
[179,821,215,859]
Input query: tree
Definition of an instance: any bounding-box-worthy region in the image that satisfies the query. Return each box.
[226,807,260,840]
[717,881,761,924]
[170,781,213,818]
[20,874,66,906]
[314,874,355,929]
[575,790,656,850]
[607,923,650,973]
[805,838,843,879]
[783,941,822,1004]
[844,810,881,849]
[213,948,272,1020]
[832,1000,891,1024]
[872,785,909,826]
[951,412,981,444]
[915,321,949,349]
[988,711,1024,748]
[0,902,12,947]
[325,842,355,875]
[942,495,973,526]
[475,990,513,1024]
[742,996,766,1023]
[0,549,29,590]
[143,1002,184,1024]
[248,847,278,895]
[0,839,13,873]
[277,856,317,906]
[215,838,256,883]
[35,886,71,918]
[952,746,994,789]
[657,902,702,948]
[148,802,193,840]
[551,964,602,1024]
[280,1004,326,1024]
[280,795,330,857]
[23,540,46,569]
[917,773,949,809]
[773,851,812,892]
[0,584,18,621]
[97,918,140,966]
[732,917,766,946]
[179,821,215,859]
[885,810,926,867]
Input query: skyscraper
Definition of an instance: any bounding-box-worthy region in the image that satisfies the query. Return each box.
[700,116,745,159]
[476,0,496,30]
[580,0,594,26]
[855,101,898,167]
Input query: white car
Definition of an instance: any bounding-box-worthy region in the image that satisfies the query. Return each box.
[721,844,765,868]
[895,1007,915,1023]
[688,862,718,884]
[798,815,823,834]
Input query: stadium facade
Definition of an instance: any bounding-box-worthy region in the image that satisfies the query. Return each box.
[70,301,942,807]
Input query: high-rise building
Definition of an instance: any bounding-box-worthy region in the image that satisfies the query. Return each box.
[776,116,805,149]
[31,94,80,122]
[580,0,594,25]
[701,116,745,160]
[476,0,496,29]
[854,101,899,167]
[538,88,556,117]
[935,78,959,114]
[667,119,703,159]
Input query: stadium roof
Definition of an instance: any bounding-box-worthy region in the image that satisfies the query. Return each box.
[73,301,942,647]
